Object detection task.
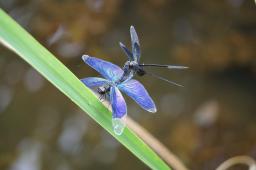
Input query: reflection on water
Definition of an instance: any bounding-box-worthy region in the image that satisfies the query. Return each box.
[24,69,44,93]
[56,42,83,59]
[58,113,88,155]
[92,132,119,165]
[47,26,66,46]
[4,60,25,86]
[160,93,185,117]
[194,100,219,128]
[0,0,256,170]
[10,139,42,170]
[0,85,12,112]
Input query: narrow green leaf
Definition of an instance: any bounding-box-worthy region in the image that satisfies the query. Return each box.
[0,9,170,170]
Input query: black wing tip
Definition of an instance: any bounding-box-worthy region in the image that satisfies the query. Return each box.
[82,55,90,62]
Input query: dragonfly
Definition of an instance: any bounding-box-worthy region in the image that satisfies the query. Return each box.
[80,55,156,135]
[119,26,188,87]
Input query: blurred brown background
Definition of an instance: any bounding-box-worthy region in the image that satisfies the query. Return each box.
[0,0,256,169]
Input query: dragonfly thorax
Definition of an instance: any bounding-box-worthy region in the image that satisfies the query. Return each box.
[125,60,146,76]
[97,85,110,95]
[129,61,138,67]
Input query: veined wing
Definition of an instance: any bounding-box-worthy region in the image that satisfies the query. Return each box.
[130,26,141,62]
[118,79,156,113]
[81,77,110,88]
[110,87,127,119]
[82,55,123,82]
[119,42,133,61]
[110,87,127,135]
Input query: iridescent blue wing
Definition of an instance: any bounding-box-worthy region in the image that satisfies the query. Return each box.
[82,55,123,82]
[110,87,127,135]
[110,87,127,118]
[119,42,133,61]
[81,77,110,88]
[118,79,156,113]
[130,26,141,62]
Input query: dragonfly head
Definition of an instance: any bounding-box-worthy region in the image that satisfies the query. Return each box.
[125,60,145,76]
[136,67,146,76]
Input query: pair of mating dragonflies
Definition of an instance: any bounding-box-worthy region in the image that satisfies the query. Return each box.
[81,26,188,135]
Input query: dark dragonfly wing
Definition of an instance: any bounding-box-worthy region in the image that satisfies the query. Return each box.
[130,26,141,62]
[82,55,123,82]
[81,77,110,88]
[133,42,140,62]
[119,42,133,61]
[118,79,156,113]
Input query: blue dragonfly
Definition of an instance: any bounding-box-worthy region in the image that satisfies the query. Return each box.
[119,26,188,87]
[81,55,156,135]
